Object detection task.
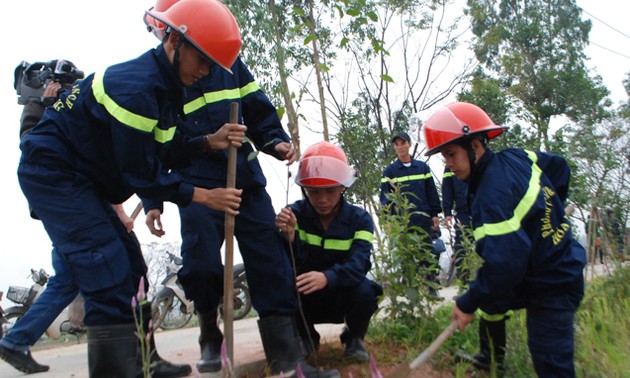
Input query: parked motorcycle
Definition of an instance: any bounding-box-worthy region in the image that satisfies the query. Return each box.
[151,251,252,331]
[1,268,49,339]
[0,268,86,341]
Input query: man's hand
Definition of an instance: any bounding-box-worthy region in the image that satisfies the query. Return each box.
[275,142,296,165]
[193,187,242,216]
[42,82,61,98]
[451,303,475,332]
[296,271,328,295]
[112,204,134,233]
[444,215,454,228]
[432,216,440,231]
[205,123,247,151]
[275,207,296,242]
[145,208,165,237]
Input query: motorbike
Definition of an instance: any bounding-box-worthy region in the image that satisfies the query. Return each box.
[1,268,50,339]
[0,268,86,341]
[151,251,252,331]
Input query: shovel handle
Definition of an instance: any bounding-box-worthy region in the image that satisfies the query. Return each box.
[223,102,239,361]
[409,320,459,369]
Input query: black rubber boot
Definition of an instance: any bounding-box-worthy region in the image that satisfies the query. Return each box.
[87,323,137,378]
[136,303,192,378]
[456,318,506,372]
[196,310,223,373]
[0,344,49,374]
[258,315,340,378]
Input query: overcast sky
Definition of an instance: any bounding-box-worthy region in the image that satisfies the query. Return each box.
[1,0,628,307]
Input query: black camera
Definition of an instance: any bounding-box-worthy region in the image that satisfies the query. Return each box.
[14,59,85,105]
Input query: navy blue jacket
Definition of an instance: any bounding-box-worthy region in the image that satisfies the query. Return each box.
[442,167,470,220]
[143,56,289,212]
[380,159,441,230]
[456,148,586,314]
[289,198,375,289]
[20,45,204,206]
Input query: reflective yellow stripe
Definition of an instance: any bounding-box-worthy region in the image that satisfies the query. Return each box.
[473,150,540,241]
[380,172,433,183]
[154,126,177,144]
[296,226,373,251]
[184,81,260,114]
[477,309,513,321]
[443,171,454,178]
[354,230,374,243]
[92,71,157,134]
[297,227,322,247]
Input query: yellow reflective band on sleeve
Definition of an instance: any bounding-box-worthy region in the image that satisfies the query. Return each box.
[354,230,374,243]
[184,81,260,114]
[380,172,433,183]
[473,150,541,241]
[153,126,177,144]
[296,226,373,251]
[443,171,454,178]
[92,71,158,134]
[477,309,513,321]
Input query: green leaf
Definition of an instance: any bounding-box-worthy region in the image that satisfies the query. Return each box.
[380,74,394,83]
[304,34,316,45]
[347,8,360,17]
[340,37,349,47]
[247,151,259,162]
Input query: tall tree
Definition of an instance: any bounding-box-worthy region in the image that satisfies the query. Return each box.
[466,0,610,150]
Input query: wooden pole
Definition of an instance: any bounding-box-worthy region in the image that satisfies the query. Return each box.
[223,102,239,363]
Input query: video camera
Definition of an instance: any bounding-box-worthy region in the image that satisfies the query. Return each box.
[14,59,85,105]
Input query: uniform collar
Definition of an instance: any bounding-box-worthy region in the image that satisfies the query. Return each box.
[153,44,186,116]
[468,148,494,196]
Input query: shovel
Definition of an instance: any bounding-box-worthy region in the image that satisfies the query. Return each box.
[223,102,240,362]
[385,320,459,378]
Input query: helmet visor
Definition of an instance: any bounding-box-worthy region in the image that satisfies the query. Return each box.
[295,156,357,188]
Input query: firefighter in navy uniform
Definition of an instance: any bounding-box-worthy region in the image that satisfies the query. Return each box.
[7,1,246,376]
[380,131,442,296]
[141,1,340,377]
[424,102,586,377]
[276,142,383,362]
[1,60,191,377]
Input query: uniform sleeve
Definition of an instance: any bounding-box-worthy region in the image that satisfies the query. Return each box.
[535,151,571,204]
[442,168,454,217]
[100,83,196,207]
[238,59,290,160]
[324,211,375,289]
[456,192,532,314]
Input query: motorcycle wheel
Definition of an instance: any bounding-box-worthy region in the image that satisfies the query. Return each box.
[1,307,27,339]
[219,282,252,321]
[152,292,192,331]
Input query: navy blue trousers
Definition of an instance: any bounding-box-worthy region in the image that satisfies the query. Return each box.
[177,188,297,316]
[18,162,145,326]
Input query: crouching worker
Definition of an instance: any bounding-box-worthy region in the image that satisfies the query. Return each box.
[423,102,586,377]
[276,142,383,362]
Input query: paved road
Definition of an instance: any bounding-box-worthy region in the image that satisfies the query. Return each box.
[0,285,462,377]
[0,317,344,377]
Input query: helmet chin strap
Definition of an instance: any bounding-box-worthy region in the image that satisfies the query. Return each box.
[172,36,185,78]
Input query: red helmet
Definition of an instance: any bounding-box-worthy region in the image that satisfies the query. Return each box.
[295,141,356,188]
[145,0,242,73]
[423,102,508,156]
[144,0,180,41]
